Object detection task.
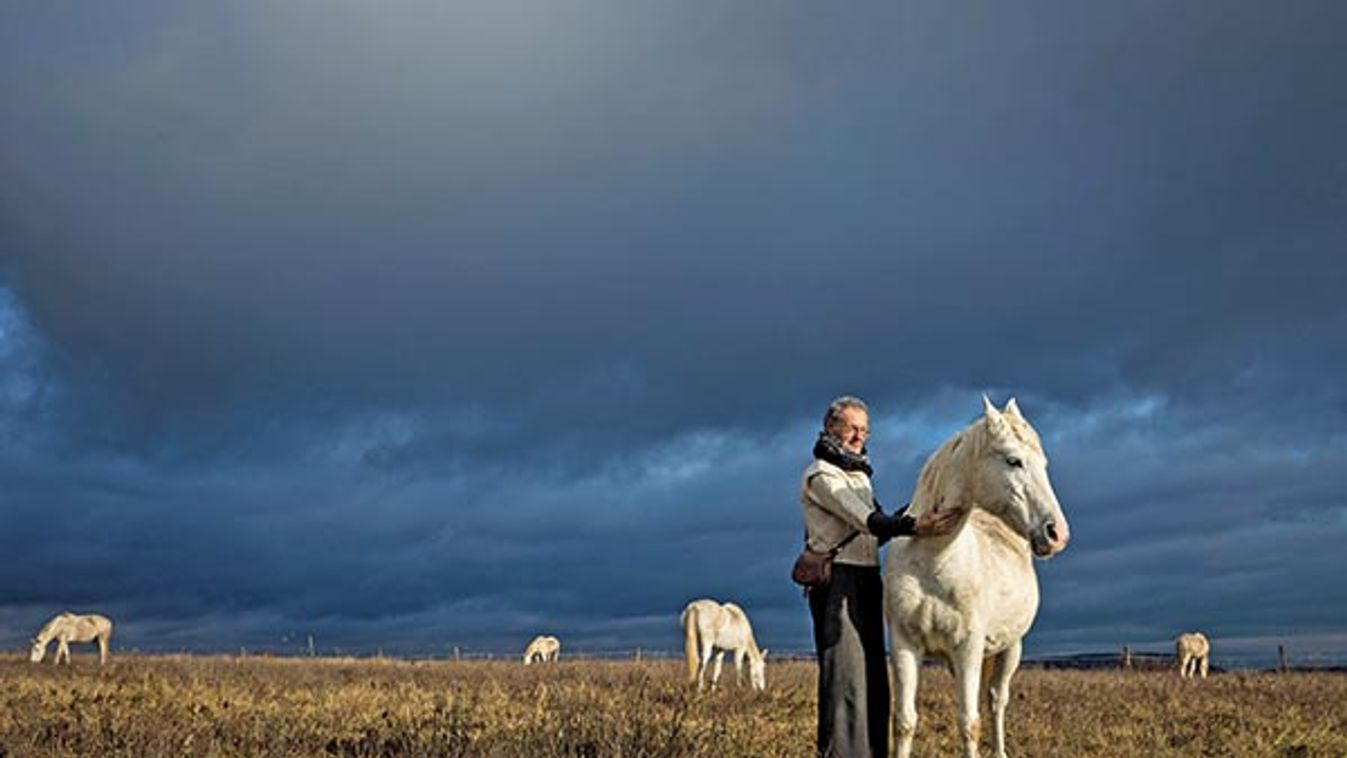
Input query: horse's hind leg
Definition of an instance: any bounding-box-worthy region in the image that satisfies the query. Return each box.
[99,635,109,665]
[696,646,713,691]
[986,641,1023,758]
[1199,655,1209,679]
[710,651,725,689]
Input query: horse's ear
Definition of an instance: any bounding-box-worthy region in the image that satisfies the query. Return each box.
[983,394,1009,436]
[1004,397,1023,419]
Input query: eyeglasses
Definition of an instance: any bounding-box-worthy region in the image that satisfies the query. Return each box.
[836,423,870,438]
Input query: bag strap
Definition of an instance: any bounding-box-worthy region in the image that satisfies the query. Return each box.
[828,530,861,556]
[802,528,862,555]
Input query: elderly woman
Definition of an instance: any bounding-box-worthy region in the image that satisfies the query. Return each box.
[801,395,961,758]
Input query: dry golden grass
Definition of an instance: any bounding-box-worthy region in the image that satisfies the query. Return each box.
[0,653,1343,757]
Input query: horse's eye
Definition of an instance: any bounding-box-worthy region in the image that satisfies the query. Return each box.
[1005,456,1023,468]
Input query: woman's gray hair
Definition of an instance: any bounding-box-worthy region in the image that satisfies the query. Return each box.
[822,395,868,431]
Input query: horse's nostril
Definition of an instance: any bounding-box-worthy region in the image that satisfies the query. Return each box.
[1045,522,1059,543]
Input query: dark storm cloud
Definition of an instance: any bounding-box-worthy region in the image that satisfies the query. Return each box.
[1,1,1345,660]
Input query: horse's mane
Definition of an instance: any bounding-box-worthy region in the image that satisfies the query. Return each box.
[904,412,1043,518]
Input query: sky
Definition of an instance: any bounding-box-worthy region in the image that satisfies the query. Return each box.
[1,1,1345,667]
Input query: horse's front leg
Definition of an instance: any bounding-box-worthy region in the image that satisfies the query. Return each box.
[56,640,70,665]
[986,640,1022,758]
[732,649,745,687]
[890,644,921,758]
[952,640,987,758]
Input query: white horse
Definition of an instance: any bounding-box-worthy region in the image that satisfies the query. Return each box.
[30,612,114,665]
[680,598,768,691]
[1176,632,1210,679]
[885,397,1070,758]
[522,635,561,664]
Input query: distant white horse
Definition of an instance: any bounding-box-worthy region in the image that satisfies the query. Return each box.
[1176,632,1210,679]
[30,612,114,665]
[680,598,768,691]
[885,397,1070,758]
[522,635,561,664]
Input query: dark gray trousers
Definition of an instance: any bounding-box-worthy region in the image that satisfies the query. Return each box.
[808,563,888,758]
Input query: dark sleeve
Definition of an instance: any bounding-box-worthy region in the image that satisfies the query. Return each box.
[889,501,917,537]
[865,508,919,543]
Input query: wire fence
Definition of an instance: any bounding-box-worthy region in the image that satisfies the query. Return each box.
[197,645,1347,672]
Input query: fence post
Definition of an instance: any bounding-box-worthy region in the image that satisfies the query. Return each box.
[1278,644,1288,673]
[453,646,461,662]
[1122,646,1132,670]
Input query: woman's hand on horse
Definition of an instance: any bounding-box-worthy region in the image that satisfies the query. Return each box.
[913,507,965,537]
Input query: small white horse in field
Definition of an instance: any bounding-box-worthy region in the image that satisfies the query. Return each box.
[1176,632,1210,679]
[680,598,768,691]
[885,397,1070,758]
[30,612,114,665]
[522,635,561,664]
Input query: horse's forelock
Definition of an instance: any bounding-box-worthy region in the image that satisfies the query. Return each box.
[982,412,1043,455]
[1003,415,1044,454]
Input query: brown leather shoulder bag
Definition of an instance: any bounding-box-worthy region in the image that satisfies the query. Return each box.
[791,530,860,588]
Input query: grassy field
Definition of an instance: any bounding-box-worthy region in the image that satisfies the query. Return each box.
[0,653,1343,757]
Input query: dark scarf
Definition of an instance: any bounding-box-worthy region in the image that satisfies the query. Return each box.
[812,432,873,477]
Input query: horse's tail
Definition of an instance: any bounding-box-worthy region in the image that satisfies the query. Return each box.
[682,606,699,683]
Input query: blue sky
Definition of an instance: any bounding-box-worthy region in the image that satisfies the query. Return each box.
[2,1,1345,666]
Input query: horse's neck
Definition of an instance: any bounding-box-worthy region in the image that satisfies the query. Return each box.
[37,617,69,642]
[965,509,1031,558]
[742,633,762,661]
[725,611,762,660]
[907,508,1030,579]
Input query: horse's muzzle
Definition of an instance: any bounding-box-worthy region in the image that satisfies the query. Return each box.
[1031,519,1070,557]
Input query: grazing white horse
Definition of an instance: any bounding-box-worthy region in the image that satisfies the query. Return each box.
[680,598,768,691]
[30,612,114,665]
[522,635,561,664]
[1176,632,1210,679]
[885,397,1070,758]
